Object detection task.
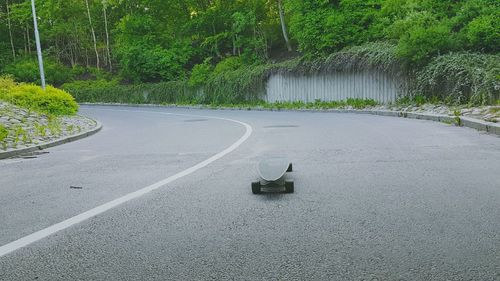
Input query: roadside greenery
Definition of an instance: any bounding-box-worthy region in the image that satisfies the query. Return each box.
[0,0,498,105]
[0,124,8,143]
[65,44,499,106]
[0,76,78,116]
[0,100,77,150]
[262,99,378,110]
[2,57,74,86]
[413,52,499,105]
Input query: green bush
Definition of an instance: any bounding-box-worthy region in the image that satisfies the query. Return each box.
[62,79,119,92]
[286,0,382,56]
[0,77,79,115]
[67,66,115,82]
[65,84,147,104]
[310,42,400,73]
[65,65,268,105]
[116,41,193,83]
[188,59,213,88]
[212,57,244,76]
[413,52,500,105]
[465,15,500,52]
[2,57,74,86]
[113,14,195,83]
[65,80,200,105]
[0,75,17,94]
[396,22,458,64]
[385,11,438,40]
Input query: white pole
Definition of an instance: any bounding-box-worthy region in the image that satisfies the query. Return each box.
[31,0,46,89]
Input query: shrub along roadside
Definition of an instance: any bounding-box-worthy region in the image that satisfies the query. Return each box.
[2,57,75,86]
[63,80,197,104]
[412,52,500,105]
[0,76,79,116]
[64,42,499,106]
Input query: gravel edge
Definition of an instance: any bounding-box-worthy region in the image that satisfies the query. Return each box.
[80,102,499,137]
[0,117,102,160]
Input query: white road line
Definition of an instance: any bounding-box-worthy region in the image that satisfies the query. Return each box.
[0,108,253,258]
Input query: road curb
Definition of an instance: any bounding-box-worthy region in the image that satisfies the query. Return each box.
[0,118,102,160]
[80,103,499,137]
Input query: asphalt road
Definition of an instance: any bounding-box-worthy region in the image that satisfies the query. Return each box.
[1,105,499,281]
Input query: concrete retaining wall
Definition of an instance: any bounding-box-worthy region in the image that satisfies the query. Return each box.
[265,71,407,103]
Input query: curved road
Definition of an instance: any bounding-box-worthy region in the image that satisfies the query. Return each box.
[0,105,499,280]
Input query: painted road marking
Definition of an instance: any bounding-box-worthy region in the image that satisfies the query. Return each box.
[0,108,253,258]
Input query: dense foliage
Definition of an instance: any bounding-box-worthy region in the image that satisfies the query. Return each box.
[0,76,78,115]
[3,57,74,86]
[0,0,498,104]
[413,52,500,104]
[63,80,196,104]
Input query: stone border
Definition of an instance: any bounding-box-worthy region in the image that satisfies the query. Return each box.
[0,117,102,160]
[80,103,499,137]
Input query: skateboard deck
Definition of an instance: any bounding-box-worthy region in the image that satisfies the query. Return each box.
[252,157,294,194]
[258,157,291,182]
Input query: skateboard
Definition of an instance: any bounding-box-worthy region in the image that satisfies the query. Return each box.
[252,157,294,194]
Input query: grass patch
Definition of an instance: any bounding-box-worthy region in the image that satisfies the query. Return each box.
[284,98,377,110]
[202,98,378,110]
[13,125,27,146]
[34,122,47,138]
[452,110,463,126]
[396,95,445,106]
[490,107,500,114]
[47,116,63,136]
[0,124,8,142]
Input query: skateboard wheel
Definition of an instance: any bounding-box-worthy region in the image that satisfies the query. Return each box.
[287,163,293,172]
[252,181,261,194]
[285,180,294,193]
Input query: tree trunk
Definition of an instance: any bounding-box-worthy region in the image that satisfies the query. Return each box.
[232,35,237,56]
[85,0,100,69]
[6,0,16,59]
[103,4,112,72]
[73,24,81,66]
[85,48,89,68]
[211,21,221,58]
[55,38,60,62]
[26,22,32,54]
[23,31,28,55]
[278,0,292,52]
[69,45,75,67]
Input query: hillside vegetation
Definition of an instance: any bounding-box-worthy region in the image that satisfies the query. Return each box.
[1,0,498,105]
